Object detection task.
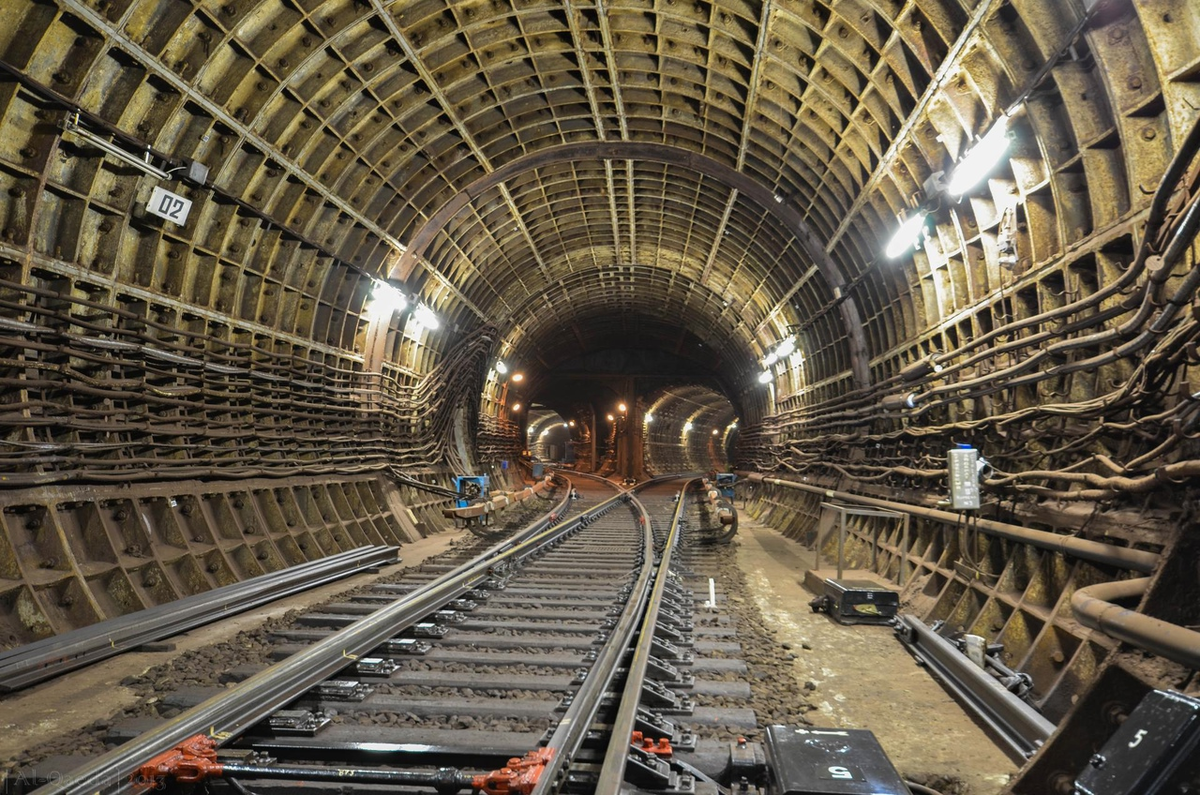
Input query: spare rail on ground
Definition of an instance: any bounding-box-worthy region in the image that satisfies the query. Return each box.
[0,545,400,693]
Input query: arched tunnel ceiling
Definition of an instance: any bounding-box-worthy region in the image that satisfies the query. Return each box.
[0,0,1195,400]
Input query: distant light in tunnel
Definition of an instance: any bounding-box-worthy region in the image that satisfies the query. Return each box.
[562,422,569,428]
[412,303,440,330]
[512,403,522,411]
[512,372,525,383]
[948,116,1011,197]
[885,212,929,259]
[712,429,719,435]
[607,413,615,422]
[568,420,576,427]
[369,280,407,319]
[617,402,627,413]
[494,360,508,374]
[758,371,773,384]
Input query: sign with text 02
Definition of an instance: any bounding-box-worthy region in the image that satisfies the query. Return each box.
[148,185,192,226]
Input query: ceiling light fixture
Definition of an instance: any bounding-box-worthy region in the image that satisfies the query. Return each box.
[512,372,525,383]
[617,402,627,413]
[494,360,508,374]
[683,421,693,433]
[607,413,615,421]
[369,280,407,319]
[758,371,773,384]
[511,402,522,411]
[412,303,440,330]
[712,429,719,435]
[62,112,171,180]
[947,115,1011,196]
[885,212,929,259]
[645,414,653,423]
[568,420,576,427]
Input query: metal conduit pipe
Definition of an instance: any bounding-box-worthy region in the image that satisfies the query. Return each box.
[1071,578,1200,670]
[738,472,1160,574]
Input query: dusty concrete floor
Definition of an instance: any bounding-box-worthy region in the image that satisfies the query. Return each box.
[733,514,1017,794]
[0,530,463,764]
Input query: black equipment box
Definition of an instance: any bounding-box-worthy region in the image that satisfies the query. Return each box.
[809,579,899,625]
[764,725,908,794]
[1074,689,1200,794]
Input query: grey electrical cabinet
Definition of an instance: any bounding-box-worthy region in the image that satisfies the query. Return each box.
[948,447,980,510]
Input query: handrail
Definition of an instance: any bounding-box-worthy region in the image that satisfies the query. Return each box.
[739,472,1160,573]
[1071,577,1200,669]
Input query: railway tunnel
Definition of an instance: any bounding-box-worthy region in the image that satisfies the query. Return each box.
[0,0,1199,792]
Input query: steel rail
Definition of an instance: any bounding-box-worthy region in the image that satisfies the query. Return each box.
[594,479,696,794]
[529,490,658,795]
[0,546,399,692]
[31,478,593,795]
[895,614,1056,762]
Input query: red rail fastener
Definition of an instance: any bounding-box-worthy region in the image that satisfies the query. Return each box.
[471,748,555,795]
[132,734,224,790]
[631,731,673,757]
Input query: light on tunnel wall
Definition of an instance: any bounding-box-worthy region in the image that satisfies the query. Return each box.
[683,421,693,433]
[947,115,1011,197]
[495,360,508,375]
[644,413,653,423]
[411,303,440,330]
[758,371,773,384]
[885,211,929,259]
[562,422,569,428]
[762,335,796,368]
[369,280,407,319]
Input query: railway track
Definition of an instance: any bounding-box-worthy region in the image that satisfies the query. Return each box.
[11,474,792,795]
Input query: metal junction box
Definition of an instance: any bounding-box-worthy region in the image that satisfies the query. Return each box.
[948,446,980,510]
[765,725,908,795]
[810,579,899,625]
[1074,689,1200,795]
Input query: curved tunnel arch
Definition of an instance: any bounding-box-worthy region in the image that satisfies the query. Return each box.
[393,140,873,387]
[1,1,1199,788]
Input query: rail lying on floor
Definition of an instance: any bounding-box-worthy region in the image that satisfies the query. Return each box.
[0,545,400,693]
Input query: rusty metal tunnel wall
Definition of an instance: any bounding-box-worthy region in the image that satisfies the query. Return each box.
[0,0,1199,790]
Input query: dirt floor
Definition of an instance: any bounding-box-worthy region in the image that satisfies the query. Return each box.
[0,530,464,767]
[732,513,1017,794]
